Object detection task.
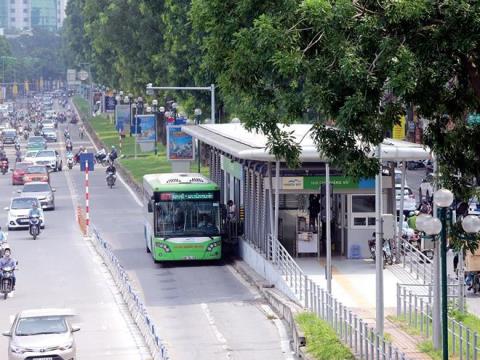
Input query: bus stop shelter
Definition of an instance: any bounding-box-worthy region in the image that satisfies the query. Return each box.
[182,123,431,260]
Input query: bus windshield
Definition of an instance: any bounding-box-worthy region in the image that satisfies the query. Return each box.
[155,201,220,237]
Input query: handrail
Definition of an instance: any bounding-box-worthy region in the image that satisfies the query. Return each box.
[267,234,407,359]
[400,238,434,284]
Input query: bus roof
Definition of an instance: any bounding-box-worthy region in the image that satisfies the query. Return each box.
[143,173,219,192]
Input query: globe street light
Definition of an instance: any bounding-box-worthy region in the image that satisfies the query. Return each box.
[462,215,480,234]
[432,188,454,360]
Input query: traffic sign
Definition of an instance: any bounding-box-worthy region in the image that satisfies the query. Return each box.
[78,70,89,81]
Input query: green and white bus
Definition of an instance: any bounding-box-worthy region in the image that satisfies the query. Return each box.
[143,173,222,262]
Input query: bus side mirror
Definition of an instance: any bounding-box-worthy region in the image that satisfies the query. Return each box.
[148,201,153,213]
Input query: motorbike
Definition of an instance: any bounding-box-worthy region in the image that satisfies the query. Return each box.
[66,142,73,152]
[15,153,21,163]
[67,152,74,169]
[0,266,15,299]
[23,131,29,140]
[29,216,41,240]
[95,152,109,167]
[368,234,394,266]
[106,172,116,188]
[0,159,8,175]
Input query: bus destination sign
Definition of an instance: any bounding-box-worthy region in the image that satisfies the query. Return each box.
[159,192,215,201]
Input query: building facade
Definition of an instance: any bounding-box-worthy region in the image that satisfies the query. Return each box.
[0,0,66,32]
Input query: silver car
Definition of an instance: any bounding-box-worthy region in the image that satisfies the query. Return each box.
[3,308,80,360]
[18,182,56,210]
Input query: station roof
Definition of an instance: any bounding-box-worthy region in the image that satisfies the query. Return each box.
[182,123,431,162]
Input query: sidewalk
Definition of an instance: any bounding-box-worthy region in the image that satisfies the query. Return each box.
[297,257,431,359]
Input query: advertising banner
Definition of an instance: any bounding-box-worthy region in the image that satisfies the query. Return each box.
[392,116,406,140]
[167,125,194,161]
[115,104,130,132]
[135,114,156,143]
[104,96,116,113]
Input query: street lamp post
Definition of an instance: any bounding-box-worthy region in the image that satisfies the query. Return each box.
[194,108,202,173]
[423,189,454,360]
[152,99,159,155]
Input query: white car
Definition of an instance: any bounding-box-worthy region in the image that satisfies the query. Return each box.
[5,197,45,230]
[3,308,79,360]
[34,149,62,171]
[41,119,55,129]
[394,169,409,187]
[23,150,39,163]
[396,185,417,214]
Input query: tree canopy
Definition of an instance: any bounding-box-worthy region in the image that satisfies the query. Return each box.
[63,0,480,199]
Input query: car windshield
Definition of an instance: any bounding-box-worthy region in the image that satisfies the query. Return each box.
[36,151,55,157]
[15,316,68,336]
[11,198,38,209]
[23,183,50,192]
[28,137,44,143]
[155,201,220,237]
[15,163,32,170]
[26,166,47,174]
[25,151,38,158]
[3,131,15,137]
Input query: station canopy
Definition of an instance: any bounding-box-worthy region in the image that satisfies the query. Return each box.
[182,123,431,162]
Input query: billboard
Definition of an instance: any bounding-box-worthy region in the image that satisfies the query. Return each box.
[104,96,116,113]
[115,104,131,132]
[66,69,76,84]
[135,114,156,143]
[167,125,194,161]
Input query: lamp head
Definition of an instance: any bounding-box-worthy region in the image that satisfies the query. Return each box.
[423,217,442,236]
[462,215,480,234]
[434,189,454,208]
[152,99,158,106]
[416,213,432,232]
[194,108,202,116]
[172,102,177,110]
[159,106,165,113]
[123,96,130,103]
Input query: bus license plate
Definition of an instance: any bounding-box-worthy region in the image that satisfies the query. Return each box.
[36,358,53,360]
[183,256,195,260]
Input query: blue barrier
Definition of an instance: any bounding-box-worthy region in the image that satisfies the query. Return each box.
[90,226,169,360]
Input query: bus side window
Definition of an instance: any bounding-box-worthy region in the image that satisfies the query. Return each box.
[148,200,154,213]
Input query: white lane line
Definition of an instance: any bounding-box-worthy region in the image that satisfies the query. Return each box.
[72,104,143,208]
[200,303,233,359]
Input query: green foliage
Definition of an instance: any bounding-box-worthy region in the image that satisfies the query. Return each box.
[295,312,354,360]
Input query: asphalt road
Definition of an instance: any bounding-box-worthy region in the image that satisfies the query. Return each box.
[64,104,291,360]
[0,112,148,359]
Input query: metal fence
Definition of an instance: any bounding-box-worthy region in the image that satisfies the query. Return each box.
[400,239,434,284]
[91,226,169,360]
[266,234,407,360]
[397,283,479,359]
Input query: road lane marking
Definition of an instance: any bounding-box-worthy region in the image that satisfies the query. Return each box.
[200,302,233,359]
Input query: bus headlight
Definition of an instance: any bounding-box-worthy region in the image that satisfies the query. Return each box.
[206,241,220,252]
[155,242,171,253]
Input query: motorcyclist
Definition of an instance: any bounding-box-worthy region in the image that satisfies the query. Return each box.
[79,125,85,139]
[0,247,16,290]
[106,162,117,184]
[15,149,22,162]
[0,147,7,161]
[109,146,118,162]
[66,139,73,152]
[64,127,70,138]
[28,202,41,219]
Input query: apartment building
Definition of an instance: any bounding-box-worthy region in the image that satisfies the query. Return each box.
[0,0,66,32]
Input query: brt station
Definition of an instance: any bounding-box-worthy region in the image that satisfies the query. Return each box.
[182,123,431,261]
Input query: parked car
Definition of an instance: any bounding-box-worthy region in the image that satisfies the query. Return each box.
[34,150,62,171]
[27,136,47,151]
[42,128,57,142]
[407,160,425,170]
[11,162,33,185]
[19,181,56,210]
[2,308,79,360]
[23,165,49,183]
[4,197,45,230]
[395,185,417,214]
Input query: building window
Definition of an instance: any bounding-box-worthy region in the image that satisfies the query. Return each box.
[23,8,28,13]
[351,195,376,229]
[10,17,15,22]
[10,8,15,13]
[23,0,28,3]
[10,0,15,3]
[24,17,29,23]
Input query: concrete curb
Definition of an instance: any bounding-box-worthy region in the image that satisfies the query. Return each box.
[230,259,315,360]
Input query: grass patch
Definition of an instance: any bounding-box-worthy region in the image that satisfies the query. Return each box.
[73,96,209,183]
[386,315,421,336]
[295,312,355,360]
[451,309,480,334]
[418,341,443,360]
